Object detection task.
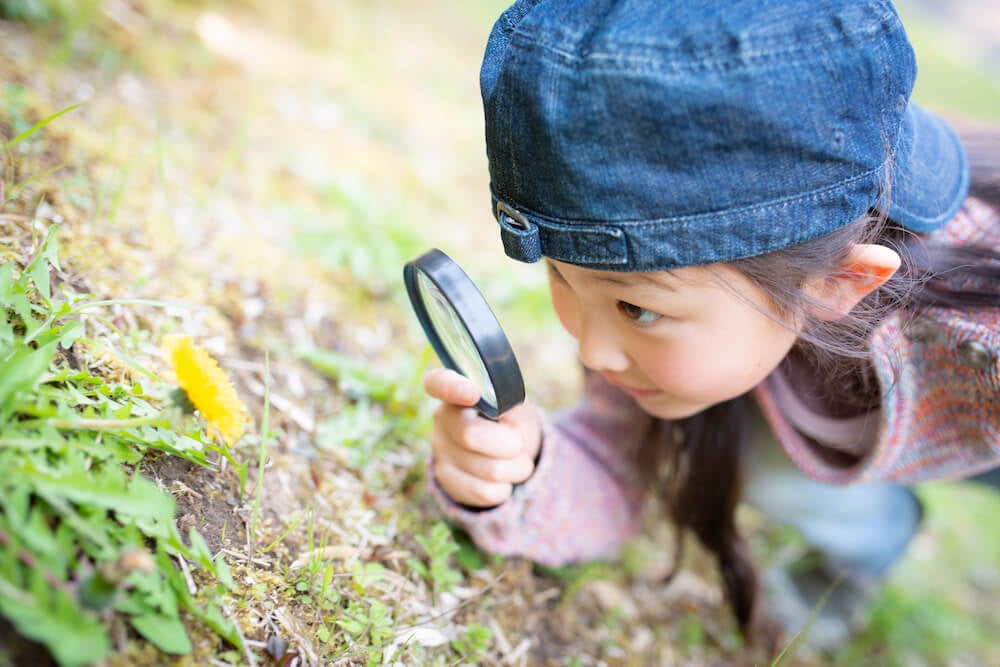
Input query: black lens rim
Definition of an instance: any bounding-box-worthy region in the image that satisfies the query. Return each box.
[404,248,525,419]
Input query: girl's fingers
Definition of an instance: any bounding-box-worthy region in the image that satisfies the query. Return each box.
[423,368,481,406]
[500,401,544,461]
[432,404,524,458]
[433,459,513,508]
[442,445,536,485]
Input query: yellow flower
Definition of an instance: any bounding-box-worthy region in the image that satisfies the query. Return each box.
[162,335,249,446]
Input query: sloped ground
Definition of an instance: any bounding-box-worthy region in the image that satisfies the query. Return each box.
[1,1,999,666]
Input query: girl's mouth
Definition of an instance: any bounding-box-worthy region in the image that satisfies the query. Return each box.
[604,376,661,399]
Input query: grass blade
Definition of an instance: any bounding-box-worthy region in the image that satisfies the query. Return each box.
[770,573,843,666]
[1,104,82,151]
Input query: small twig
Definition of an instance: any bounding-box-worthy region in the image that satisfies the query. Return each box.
[171,480,204,499]
[111,616,129,654]
[503,639,531,666]
[218,547,272,567]
[289,545,356,571]
[223,605,257,667]
[488,617,513,655]
[175,554,198,596]
[101,0,144,34]
[348,533,369,570]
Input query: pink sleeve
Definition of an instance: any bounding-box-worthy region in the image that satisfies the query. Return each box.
[428,370,657,566]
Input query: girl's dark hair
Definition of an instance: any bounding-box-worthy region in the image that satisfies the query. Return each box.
[653,124,1000,647]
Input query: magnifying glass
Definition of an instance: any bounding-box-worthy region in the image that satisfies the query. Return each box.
[403,248,525,420]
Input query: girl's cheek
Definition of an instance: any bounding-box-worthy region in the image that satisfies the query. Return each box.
[644,351,696,391]
[641,339,724,394]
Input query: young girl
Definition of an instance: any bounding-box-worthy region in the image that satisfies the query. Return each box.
[422,0,1000,652]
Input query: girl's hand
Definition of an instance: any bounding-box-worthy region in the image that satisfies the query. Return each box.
[424,368,542,508]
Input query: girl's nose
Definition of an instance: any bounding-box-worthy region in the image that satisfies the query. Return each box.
[576,318,629,373]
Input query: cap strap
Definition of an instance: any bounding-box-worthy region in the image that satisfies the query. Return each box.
[497,201,542,262]
[499,216,542,262]
[495,198,629,266]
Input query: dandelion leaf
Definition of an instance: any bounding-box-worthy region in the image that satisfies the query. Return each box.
[0,573,111,667]
[0,341,57,415]
[131,612,193,655]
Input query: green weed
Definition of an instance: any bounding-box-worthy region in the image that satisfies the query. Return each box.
[316,399,397,470]
[452,527,494,572]
[451,623,493,661]
[409,521,463,594]
[336,598,395,665]
[0,227,243,664]
[350,560,386,595]
[676,614,706,652]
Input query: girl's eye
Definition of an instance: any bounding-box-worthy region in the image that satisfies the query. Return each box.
[617,301,663,323]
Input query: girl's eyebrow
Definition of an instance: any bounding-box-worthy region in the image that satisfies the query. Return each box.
[547,260,677,291]
[593,270,678,291]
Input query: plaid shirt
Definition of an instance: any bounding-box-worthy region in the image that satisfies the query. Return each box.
[759,196,1000,484]
[430,197,1000,566]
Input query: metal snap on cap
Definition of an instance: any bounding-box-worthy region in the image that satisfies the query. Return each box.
[496,200,530,229]
[956,340,994,370]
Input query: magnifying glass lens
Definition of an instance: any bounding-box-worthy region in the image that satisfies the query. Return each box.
[415,270,498,407]
[404,248,524,420]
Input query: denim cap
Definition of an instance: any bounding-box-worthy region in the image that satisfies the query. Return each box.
[481,0,970,271]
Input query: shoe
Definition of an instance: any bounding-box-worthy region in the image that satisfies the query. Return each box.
[763,557,879,655]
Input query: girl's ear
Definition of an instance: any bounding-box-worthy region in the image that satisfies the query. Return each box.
[805,243,901,321]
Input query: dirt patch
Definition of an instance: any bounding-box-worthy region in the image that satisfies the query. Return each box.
[146,454,245,555]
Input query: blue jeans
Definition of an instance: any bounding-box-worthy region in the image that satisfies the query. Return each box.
[744,409,1000,576]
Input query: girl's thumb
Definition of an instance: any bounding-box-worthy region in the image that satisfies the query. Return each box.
[423,368,481,406]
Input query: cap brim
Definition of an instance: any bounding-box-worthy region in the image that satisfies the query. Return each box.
[888,103,970,233]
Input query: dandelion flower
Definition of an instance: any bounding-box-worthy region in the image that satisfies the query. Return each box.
[162,335,249,446]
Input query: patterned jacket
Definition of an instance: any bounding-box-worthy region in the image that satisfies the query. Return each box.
[429,197,1000,566]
